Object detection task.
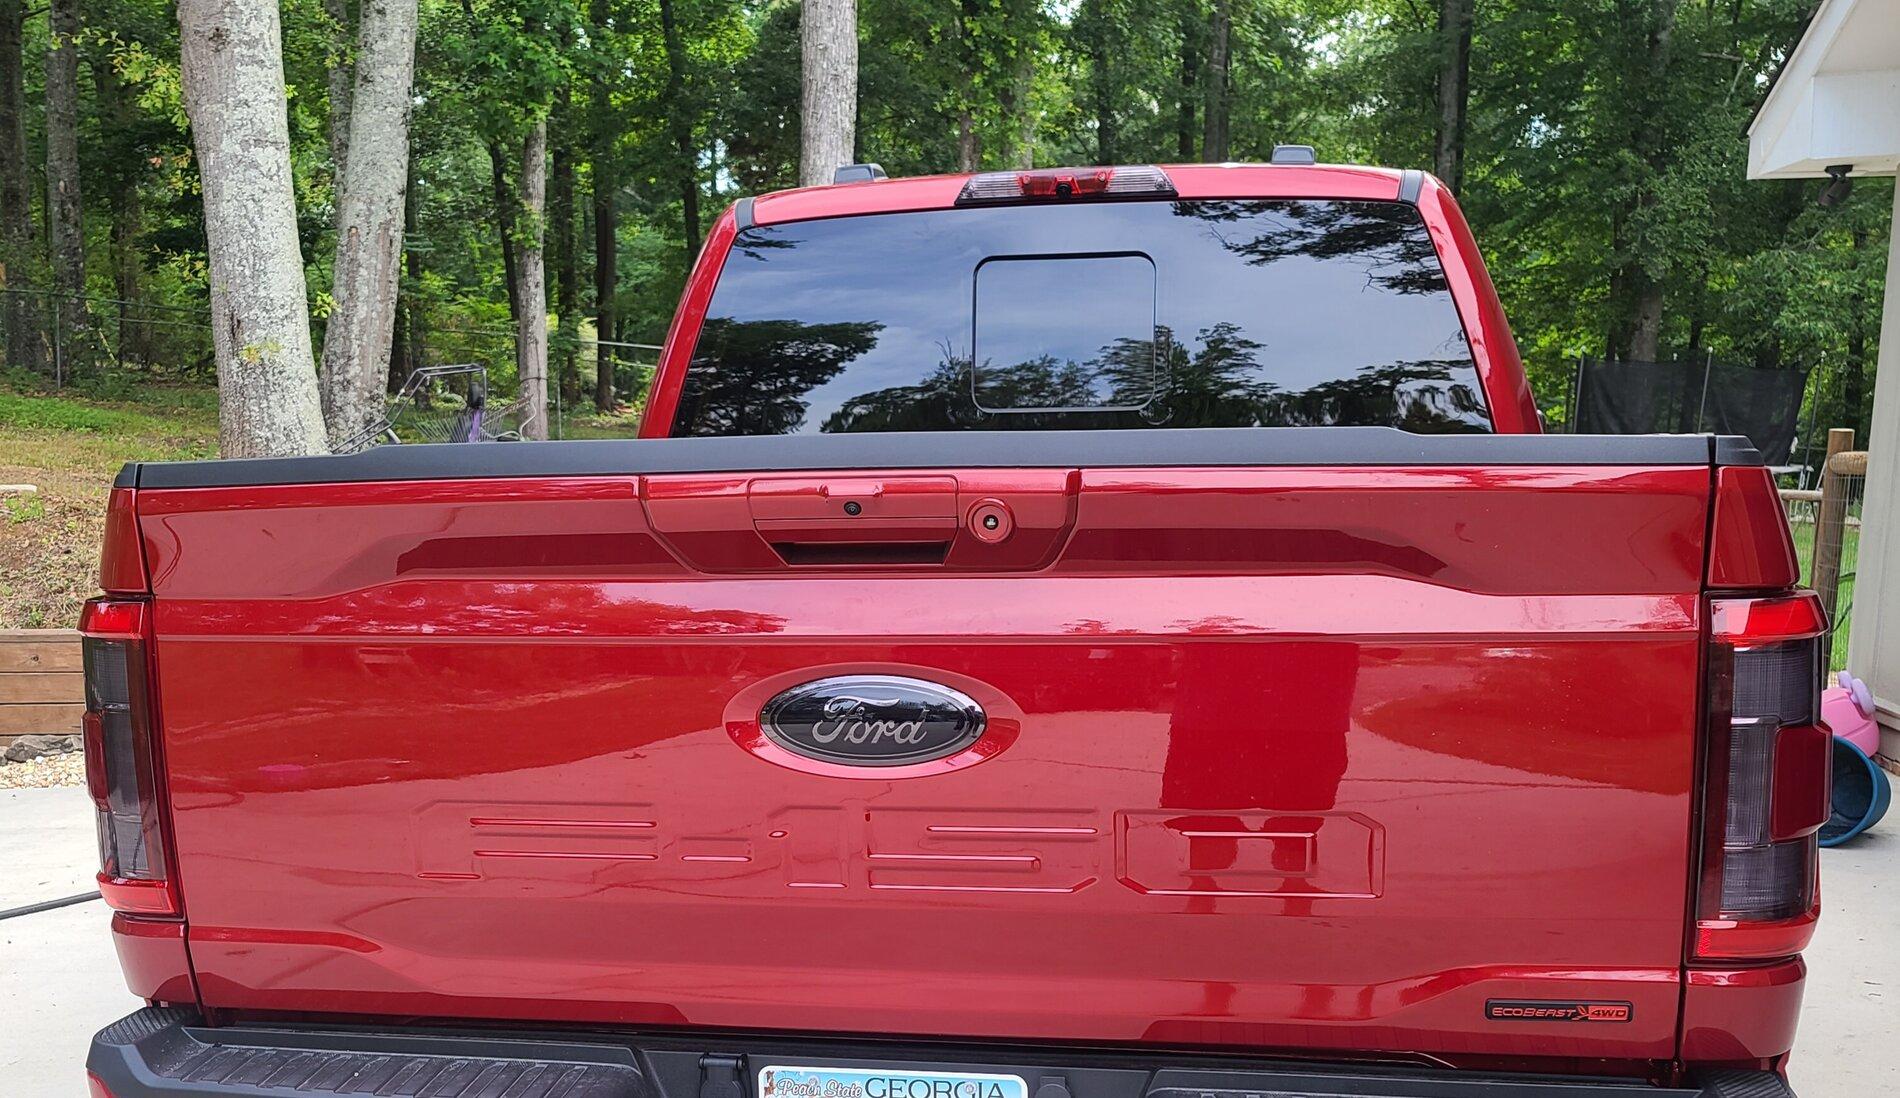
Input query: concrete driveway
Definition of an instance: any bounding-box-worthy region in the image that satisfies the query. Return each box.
[1,785,1894,1096]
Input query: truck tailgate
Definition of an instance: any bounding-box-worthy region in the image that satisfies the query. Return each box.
[131,431,1714,1061]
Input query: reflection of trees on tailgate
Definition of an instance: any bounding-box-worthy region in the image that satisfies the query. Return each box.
[1174,200,1449,295]
[676,318,882,435]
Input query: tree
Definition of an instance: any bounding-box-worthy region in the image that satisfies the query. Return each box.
[93,56,152,366]
[587,0,618,412]
[1174,0,1201,160]
[1075,0,1121,164]
[1604,0,1681,362]
[46,0,90,373]
[954,0,981,170]
[799,0,857,187]
[551,81,579,405]
[326,0,352,197]
[515,118,548,439]
[659,0,701,258]
[319,0,421,445]
[177,0,330,456]
[1432,0,1472,191]
[0,0,43,372]
[1199,0,1230,161]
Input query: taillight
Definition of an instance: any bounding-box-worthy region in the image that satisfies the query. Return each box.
[1707,466,1800,589]
[956,165,1176,205]
[79,597,177,917]
[99,486,149,594]
[1695,593,1828,959]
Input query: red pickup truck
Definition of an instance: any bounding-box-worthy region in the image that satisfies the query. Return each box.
[83,162,1828,1098]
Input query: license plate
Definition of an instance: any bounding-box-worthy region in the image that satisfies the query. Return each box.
[759,1066,1029,1098]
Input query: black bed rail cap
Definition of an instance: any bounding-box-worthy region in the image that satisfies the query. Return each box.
[119,429,1755,490]
[1713,435,1763,467]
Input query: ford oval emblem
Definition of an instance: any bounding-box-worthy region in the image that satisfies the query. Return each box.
[759,675,987,766]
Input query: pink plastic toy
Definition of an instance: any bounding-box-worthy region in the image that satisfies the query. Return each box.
[1822,671,1882,757]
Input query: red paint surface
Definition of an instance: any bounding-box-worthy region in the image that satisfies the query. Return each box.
[140,463,1711,1059]
[109,913,196,1003]
[1680,959,1806,1064]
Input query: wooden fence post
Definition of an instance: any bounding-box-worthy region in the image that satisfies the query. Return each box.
[1814,427,1856,622]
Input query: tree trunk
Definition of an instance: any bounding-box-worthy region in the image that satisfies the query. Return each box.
[515,120,548,441]
[1432,0,1472,192]
[552,98,580,408]
[955,0,981,171]
[1005,45,1034,169]
[589,0,617,412]
[95,58,150,367]
[392,157,422,394]
[1175,5,1200,161]
[46,0,89,375]
[592,180,616,411]
[0,0,42,372]
[486,141,521,321]
[456,0,518,322]
[1605,0,1680,363]
[956,110,979,171]
[799,0,857,187]
[1845,225,1870,437]
[177,0,330,457]
[318,0,419,446]
[1627,283,1663,362]
[658,0,699,259]
[1081,0,1116,164]
[326,0,352,199]
[1199,0,1230,162]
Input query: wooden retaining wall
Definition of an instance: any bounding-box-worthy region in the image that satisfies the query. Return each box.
[0,630,83,748]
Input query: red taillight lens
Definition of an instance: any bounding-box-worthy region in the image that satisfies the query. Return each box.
[79,598,176,917]
[956,164,1176,205]
[1697,594,1828,959]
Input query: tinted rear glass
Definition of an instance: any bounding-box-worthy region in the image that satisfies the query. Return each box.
[673,199,1489,435]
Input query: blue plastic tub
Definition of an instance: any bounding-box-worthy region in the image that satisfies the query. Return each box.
[1820,737,1892,847]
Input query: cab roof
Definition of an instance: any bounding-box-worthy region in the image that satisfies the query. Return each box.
[745,163,1414,227]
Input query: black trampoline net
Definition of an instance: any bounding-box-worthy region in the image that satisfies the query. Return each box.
[1571,358,1808,464]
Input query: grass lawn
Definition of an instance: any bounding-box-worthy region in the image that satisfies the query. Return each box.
[0,376,218,629]
[0,375,644,629]
[1789,518,1858,670]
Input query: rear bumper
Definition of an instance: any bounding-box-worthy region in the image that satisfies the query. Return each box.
[88,1007,1796,1098]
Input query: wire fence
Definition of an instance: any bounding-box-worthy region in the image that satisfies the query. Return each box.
[0,284,661,439]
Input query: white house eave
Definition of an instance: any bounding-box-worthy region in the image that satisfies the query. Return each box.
[1747,0,1900,179]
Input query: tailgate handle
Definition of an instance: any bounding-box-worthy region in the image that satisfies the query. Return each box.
[750,475,958,566]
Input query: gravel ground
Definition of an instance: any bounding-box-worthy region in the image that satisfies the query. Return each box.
[0,752,85,789]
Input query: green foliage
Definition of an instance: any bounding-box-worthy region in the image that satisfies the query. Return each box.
[0,0,1886,440]
[0,371,218,433]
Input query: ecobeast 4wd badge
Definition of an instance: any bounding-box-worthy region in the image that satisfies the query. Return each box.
[759,675,987,766]
[1485,1000,1633,1023]
[760,1067,1027,1098]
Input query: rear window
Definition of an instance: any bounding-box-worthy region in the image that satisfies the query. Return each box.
[673,199,1489,436]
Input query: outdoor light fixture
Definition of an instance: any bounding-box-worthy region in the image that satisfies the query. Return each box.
[1817,164,1854,208]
